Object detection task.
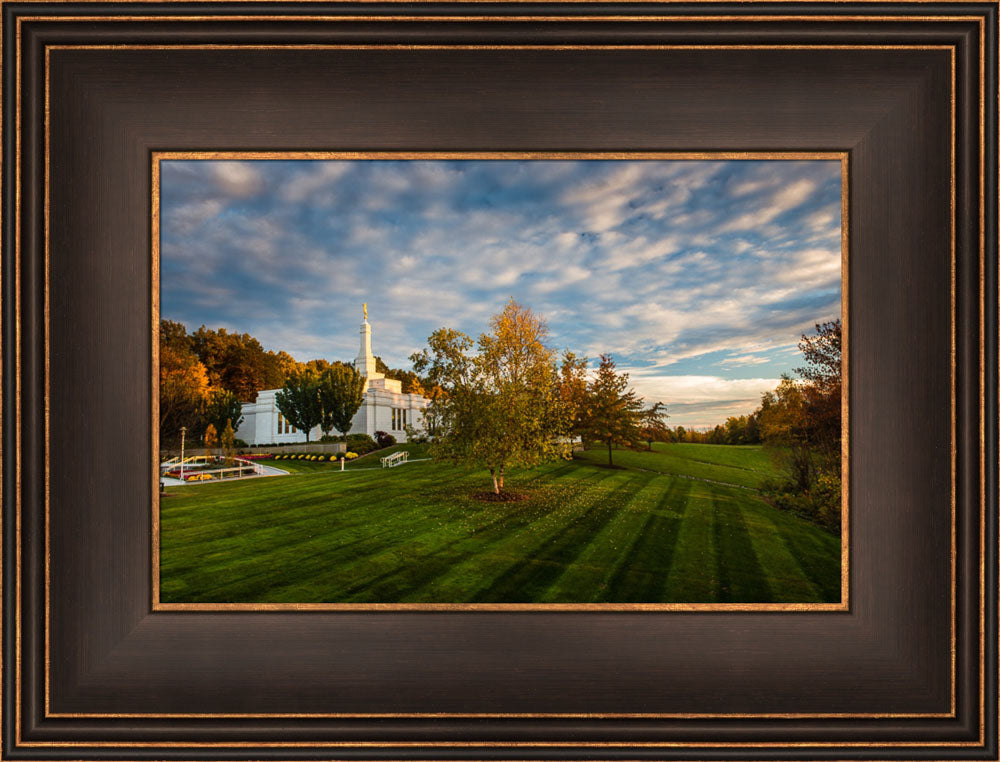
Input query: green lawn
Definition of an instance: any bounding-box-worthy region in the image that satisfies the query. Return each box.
[575,442,778,490]
[159,443,840,604]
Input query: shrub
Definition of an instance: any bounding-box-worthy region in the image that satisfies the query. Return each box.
[762,473,841,531]
[375,430,396,448]
[345,451,358,460]
[319,434,339,444]
[345,434,378,454]
[403,423,428,444]
[233,438,249,448]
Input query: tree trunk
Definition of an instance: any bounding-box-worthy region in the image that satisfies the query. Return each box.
[498,466,504,490]
[607,438,613,466]
[490,468,499,494]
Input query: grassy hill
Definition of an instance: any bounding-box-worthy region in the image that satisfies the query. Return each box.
[159,443,840,604]
[575,442,776,490]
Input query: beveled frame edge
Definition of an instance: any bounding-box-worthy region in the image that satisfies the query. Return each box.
[19,12,979,742]
[2,5,995,759]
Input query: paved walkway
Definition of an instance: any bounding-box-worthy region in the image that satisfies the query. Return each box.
[160,463,288,487]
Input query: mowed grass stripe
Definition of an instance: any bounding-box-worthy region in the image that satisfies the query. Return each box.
[400,467,612,602]
[659,443,777,473]
[733,496,822,603]
[538,472,672,602]
[159,446,841,604]
[336,469,607,602]
[709,484,771,602]
[575,447,768,490]
[767,510,843,602]
[469,470,646,602]
[595,476,693,602]
[661,483,719,601]
[277,463,577,602]
[162,464,466,600]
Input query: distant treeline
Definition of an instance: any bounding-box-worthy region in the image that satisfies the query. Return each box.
[667,415,761,445]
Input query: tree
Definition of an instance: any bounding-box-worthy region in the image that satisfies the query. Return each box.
[203,423,218,457]
[557,350,590,439]
[796,319,842,387]
[275,370,323,442]
[159,344,210,445]
[580,354,644,466]
[639,401,670,450]
[375,356,426,394]
[203,389,244,438]
[160,319,192,353]
[417,383,446,439]
[797,320,842,468]
[220,420,236,464]
[418,299,567,494]
[318,364,366,441]
[190,325,291,401]
[753,319,843,528]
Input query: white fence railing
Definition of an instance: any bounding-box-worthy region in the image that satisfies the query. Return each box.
[381,451,408,468]
[160,455,265,482]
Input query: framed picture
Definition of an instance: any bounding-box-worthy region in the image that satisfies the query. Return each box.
[3,3,996,760]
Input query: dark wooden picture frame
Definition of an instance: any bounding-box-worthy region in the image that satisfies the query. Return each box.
[2,3,997,759]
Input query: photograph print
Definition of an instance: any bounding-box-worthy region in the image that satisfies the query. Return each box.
[156,156,845,607]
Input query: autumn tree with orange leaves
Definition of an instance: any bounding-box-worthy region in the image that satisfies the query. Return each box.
[756,319,842,527]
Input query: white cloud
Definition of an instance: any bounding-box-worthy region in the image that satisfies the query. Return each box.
[718,178,818,233]
[623,372,781,428]
[166,199,224,234]
[211,162,264,198]
[725,354,773,366]
[279,162,352,203]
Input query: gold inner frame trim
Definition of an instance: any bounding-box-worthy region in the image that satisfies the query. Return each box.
[148,149,850,615]
[5,21,977,741]
[15,13,996,20]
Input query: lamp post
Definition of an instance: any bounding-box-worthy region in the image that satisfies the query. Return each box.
[180,426,186,481]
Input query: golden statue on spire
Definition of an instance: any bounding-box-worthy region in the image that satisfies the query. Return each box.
[363,302,368,321]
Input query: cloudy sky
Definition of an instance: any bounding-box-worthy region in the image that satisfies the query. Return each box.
[160,158,842,429]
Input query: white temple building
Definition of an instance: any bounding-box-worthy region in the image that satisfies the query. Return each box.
[234,308,430,445]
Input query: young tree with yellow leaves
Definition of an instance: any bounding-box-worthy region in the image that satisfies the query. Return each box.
[414,299,569,495]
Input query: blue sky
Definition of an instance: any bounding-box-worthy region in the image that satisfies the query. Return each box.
[160,159,842,428]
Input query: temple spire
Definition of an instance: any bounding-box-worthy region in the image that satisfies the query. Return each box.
[355,303,381,379]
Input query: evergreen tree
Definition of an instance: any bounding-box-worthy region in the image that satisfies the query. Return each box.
[580,354,644,467]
